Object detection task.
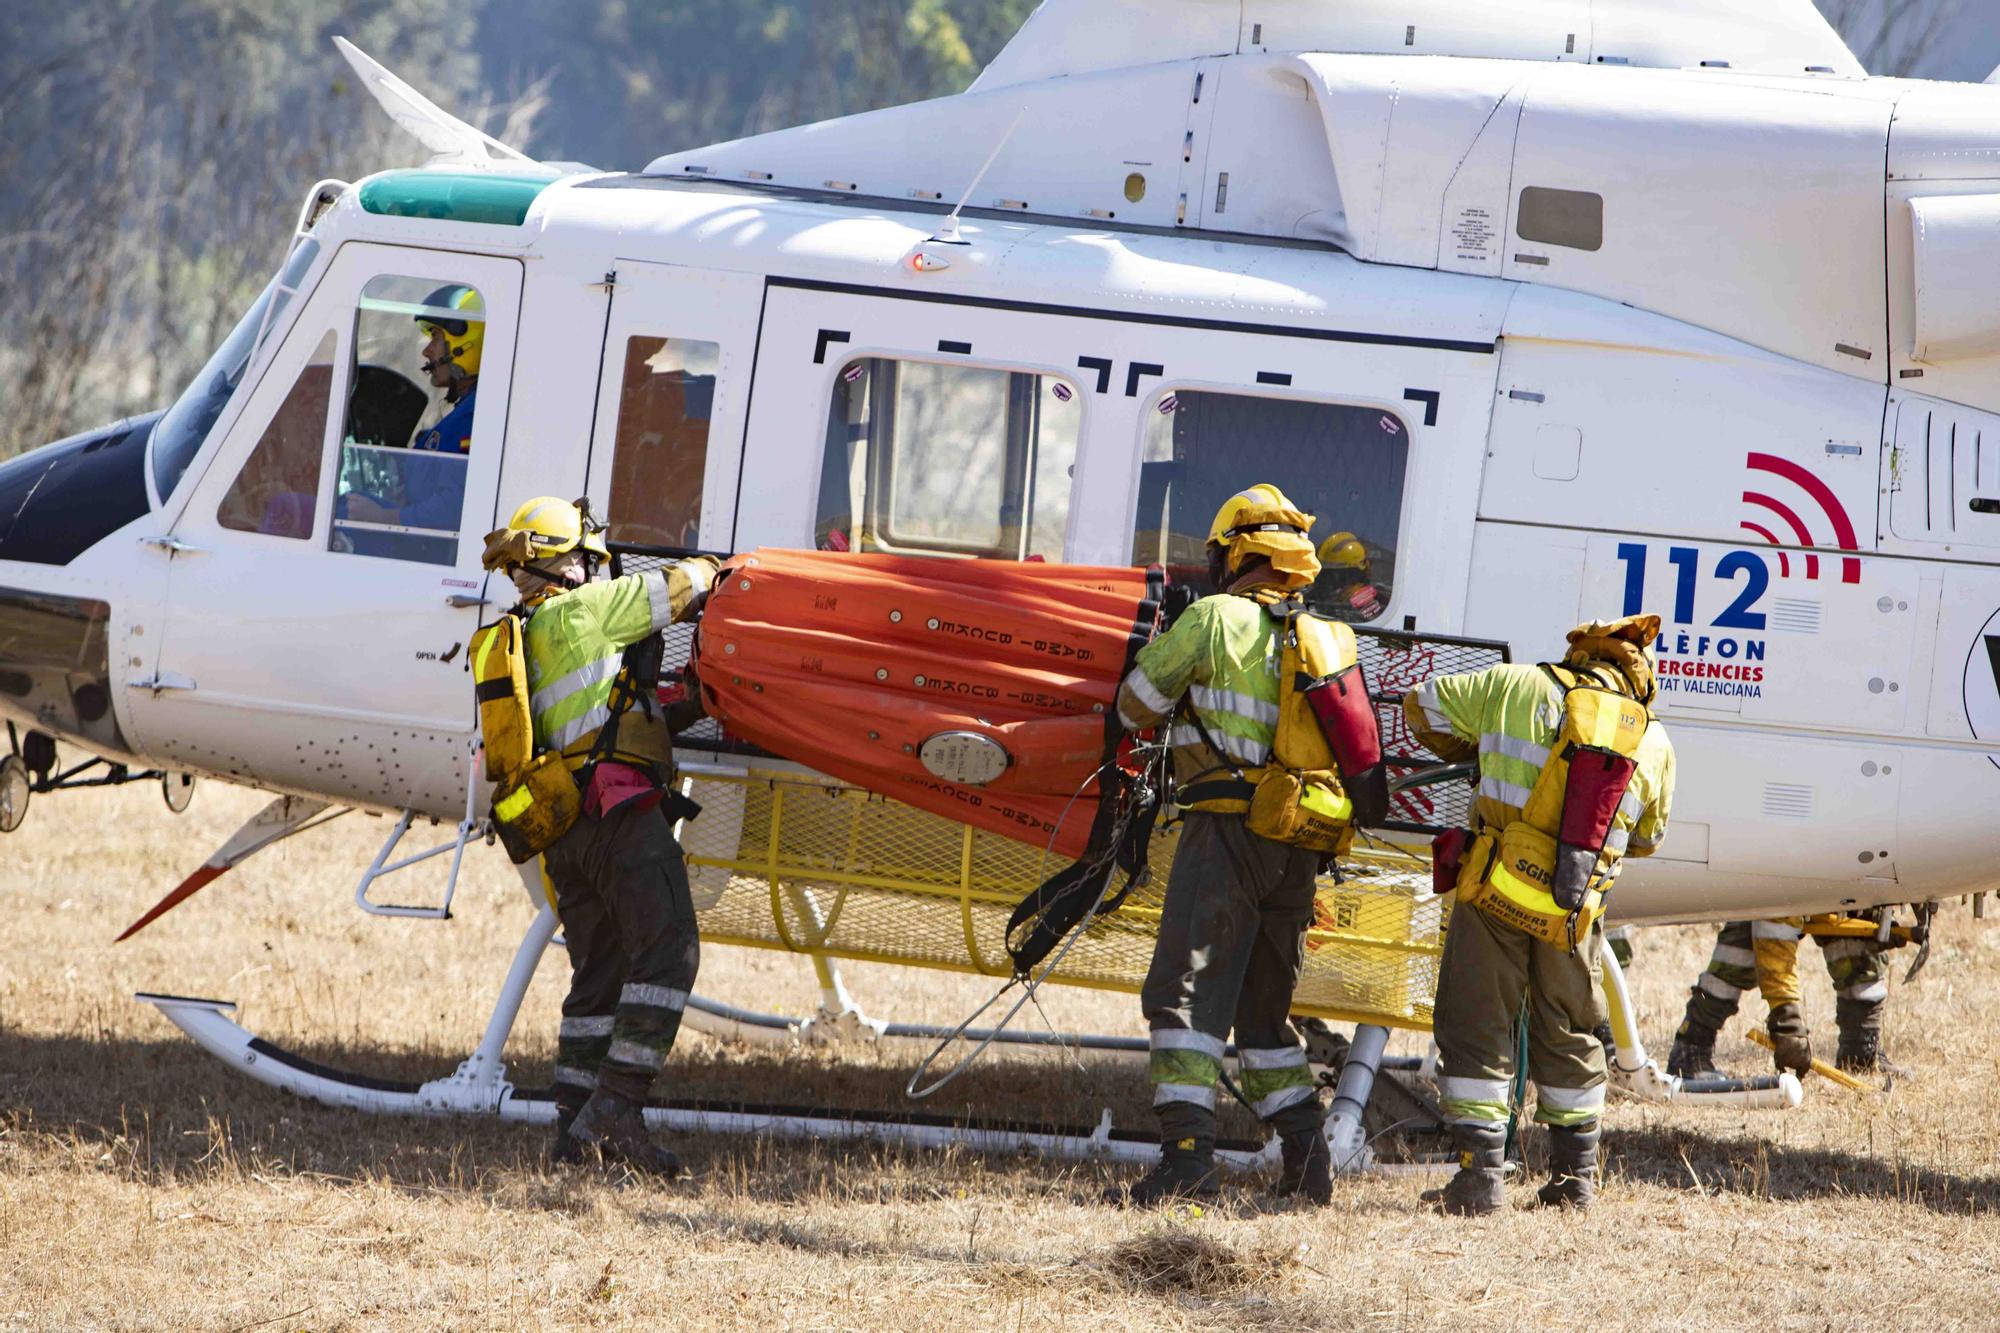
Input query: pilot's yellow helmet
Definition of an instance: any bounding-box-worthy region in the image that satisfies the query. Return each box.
[416,284,485,378]
[1317,531,1369,576]
[1206,483,1320,589]
[481,496,610,573]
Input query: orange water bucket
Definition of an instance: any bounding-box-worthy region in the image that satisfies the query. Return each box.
[697,550,1166,858]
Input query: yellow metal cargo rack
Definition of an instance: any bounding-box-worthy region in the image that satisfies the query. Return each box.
[681,767,1447,1031]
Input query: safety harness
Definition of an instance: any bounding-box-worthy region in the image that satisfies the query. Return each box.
[1172,592,1389,846]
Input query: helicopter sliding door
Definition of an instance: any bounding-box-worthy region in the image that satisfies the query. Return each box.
[129,243,524,815]
[580,262,767,555]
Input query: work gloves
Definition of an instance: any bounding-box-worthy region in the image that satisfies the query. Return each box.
[1766,1002,1812,1076]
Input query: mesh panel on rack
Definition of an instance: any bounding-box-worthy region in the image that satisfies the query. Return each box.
[613,545,760,757]
[680,768,1449,1030]
[1353,627,1508,835]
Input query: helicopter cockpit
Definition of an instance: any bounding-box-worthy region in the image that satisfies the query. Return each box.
[210,273,481,566]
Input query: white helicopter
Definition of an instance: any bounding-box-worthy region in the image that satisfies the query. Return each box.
[6,0,1997,1169]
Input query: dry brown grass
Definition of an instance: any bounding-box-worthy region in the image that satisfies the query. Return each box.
[5,782,2000,1331]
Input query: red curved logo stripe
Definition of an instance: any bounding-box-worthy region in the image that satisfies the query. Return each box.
[1747,452,1862,583]
[1743,492,1820,580]
[1738,521,1791,577]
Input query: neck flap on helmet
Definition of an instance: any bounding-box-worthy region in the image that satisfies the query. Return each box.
[1220,502,1321,591]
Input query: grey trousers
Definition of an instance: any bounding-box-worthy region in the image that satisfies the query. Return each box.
[1139,812,1322,1124]
[544,797,701,1107]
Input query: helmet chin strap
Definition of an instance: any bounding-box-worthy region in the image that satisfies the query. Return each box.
[514,556,587,599]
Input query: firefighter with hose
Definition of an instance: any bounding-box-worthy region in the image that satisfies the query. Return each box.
[477,497,718,1175]
[1106,483,1386,1208]
[1404,616,1675,1214]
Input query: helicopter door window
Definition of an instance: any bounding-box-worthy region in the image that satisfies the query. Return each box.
[216,329,336,539]
[327,274,485,566]
[606,335,719,548]
[815,357,1079,559]
[1129,390,1409,622]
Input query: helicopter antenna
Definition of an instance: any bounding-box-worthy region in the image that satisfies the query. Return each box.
[934,104,1027,243]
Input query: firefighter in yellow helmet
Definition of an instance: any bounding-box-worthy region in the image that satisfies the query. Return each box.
[1403,616,1675,1214]
[1105,484,1334,1207]
[1310,531,1387,623]
[481,497,719,1175]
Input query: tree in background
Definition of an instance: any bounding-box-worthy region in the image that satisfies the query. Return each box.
[0,0,1035,457]
[0,0,501,457]
[479,0,1036,169]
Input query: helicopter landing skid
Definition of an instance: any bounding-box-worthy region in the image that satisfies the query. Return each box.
[134,905,1289,1170]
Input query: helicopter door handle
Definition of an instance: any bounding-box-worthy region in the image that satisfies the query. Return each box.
[140,535,205,555]
[444,593,491,609]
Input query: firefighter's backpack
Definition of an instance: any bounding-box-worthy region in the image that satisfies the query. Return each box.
[470,613,582,863]
[1183,599,1390,852]
[1454,669,1652,951]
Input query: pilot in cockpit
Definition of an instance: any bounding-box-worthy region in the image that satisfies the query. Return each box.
[340,284,481,532]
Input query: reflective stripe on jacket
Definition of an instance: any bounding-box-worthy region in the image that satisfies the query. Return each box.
[1404,661,1675,876]
[524,560,717,769]
[1115,590,1280,784]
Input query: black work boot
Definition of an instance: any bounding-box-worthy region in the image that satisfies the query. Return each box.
[570,1088,683,1179]
[1530,1123,1600,1210]
[1272,1101,1332,1206]
[1834,1026,1901,1076]
[1835,997,1894,1075]
[548,1101,586,1168]
[1666,1037,1723,1081]
[1110,1103,1220,1207]
[1420,1123,1505,1217]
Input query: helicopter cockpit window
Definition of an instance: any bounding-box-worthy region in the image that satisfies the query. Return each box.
[216,330,337,539]
[327,275,485,565]
[606,335,719,549]
[151,237,321,503]
[1129,390,1408,622]
[815,357,1078,559]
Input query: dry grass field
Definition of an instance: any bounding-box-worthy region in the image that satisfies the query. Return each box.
[5,781,2000,1331]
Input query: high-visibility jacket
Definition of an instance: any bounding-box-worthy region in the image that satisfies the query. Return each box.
[1406,661,1675,880]
[524,560,717,772]
[1115,589,1281,787]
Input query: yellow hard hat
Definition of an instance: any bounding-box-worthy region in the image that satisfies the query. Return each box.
[1565,614,1662,703]
[1206,483,1320,589]
[1317,531,1369,574]
[1207,484,1288,546]
[481,495,611,572]
[416,284,484,378]
[1567,614,1662,649]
